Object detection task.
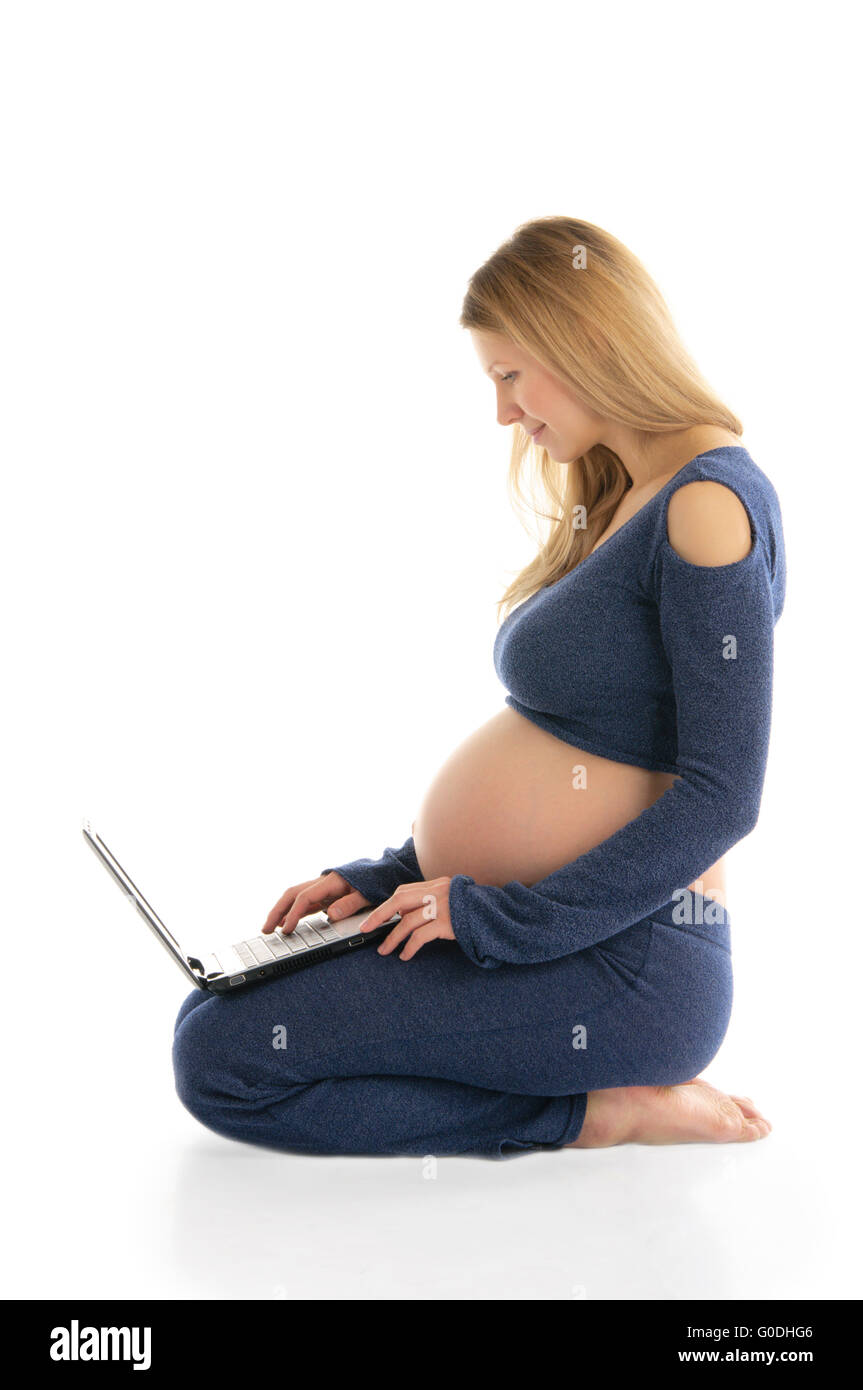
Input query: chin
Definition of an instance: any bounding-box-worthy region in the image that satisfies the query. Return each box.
[543,439,569,462]
[550,441,585,464]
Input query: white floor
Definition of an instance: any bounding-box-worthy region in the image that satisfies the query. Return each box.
[6,988,858,1300]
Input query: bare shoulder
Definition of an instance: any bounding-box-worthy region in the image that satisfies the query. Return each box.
[666,480,753,566]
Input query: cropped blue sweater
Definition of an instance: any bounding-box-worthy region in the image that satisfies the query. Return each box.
[320,446,787,969]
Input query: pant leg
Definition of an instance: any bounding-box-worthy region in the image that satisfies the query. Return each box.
[172,896,732,1159]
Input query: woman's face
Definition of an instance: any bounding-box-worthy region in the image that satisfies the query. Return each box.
[470,330,603,463]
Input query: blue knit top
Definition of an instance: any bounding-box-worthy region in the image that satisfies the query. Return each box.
[321,446,786,968]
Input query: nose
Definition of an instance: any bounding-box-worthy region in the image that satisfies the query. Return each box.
[496,392,524,428]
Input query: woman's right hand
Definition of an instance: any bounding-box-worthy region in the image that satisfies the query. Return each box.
[261,871,373,937]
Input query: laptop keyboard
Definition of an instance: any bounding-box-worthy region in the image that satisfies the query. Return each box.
[231,918,346,969]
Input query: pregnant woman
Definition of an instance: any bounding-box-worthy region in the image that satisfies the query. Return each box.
[173,216,785,1157]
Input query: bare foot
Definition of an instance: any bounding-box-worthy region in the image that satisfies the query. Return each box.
[568,1077,772,1148]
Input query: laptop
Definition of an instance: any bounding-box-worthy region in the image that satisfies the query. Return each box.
[82,820,400,993]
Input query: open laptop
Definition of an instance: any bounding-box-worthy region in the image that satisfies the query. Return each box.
[82,820,400,993]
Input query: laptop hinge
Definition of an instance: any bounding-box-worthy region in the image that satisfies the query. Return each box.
[189,953,225,981]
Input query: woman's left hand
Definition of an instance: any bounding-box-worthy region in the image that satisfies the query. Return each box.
[359,877,456,960]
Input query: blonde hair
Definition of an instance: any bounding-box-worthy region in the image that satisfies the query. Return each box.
[458,216,743,621]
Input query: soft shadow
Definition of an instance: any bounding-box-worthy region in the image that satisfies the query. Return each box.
[167,1136,756,1300]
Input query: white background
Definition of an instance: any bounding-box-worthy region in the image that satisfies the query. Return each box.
[2,0,860,1300]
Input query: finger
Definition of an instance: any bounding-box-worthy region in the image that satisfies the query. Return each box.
[263,890,295,932]
[360,880,442,935]
[262,882,316,933]
[398,922,442,961]
[278,879,337,935]
[376,908,426,955]
[326,890,372,922]
[359,896,395,935]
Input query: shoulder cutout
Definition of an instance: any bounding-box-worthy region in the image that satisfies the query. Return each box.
[666,480,753,566]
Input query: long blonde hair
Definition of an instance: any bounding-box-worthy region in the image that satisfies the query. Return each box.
[459,216,743,621]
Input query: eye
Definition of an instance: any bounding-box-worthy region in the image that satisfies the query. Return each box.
[500,371,517,383]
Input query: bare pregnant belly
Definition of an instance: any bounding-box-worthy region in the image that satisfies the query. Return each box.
[412,707,725,900]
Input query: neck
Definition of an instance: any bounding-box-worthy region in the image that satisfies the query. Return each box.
[601,424,743,490]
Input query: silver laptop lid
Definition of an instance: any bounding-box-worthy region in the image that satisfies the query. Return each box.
[82,820,205,989]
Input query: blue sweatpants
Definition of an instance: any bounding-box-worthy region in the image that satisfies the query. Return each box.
[172,894,732,1159]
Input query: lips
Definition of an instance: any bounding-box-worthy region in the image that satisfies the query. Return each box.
[529,424,545,439]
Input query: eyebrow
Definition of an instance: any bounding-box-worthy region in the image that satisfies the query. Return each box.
[485,361,508,376]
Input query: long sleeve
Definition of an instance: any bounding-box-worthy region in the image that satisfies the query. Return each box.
[448,534,778,969]
[319,835,424,906]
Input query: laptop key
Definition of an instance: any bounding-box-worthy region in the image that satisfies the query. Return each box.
[295,922,325,947]
[264,933,291,957]
[279,931,308,954]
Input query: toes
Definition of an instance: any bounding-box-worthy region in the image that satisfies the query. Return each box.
[712,1094,768,1142]
[715,1096,748,1137]
[729,1094,772,1131]
[729,1093,761,1116]
[743,1117,772,1141]
[734,1110,771,1141]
